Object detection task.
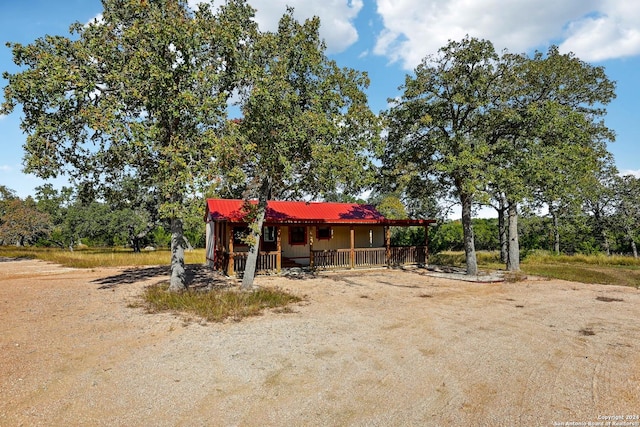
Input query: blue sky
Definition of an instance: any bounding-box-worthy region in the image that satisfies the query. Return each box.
[1,0,639,200]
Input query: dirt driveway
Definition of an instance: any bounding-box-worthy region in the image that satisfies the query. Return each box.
[1,258,639,426]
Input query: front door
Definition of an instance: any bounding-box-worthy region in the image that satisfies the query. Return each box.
[261,226,277,252]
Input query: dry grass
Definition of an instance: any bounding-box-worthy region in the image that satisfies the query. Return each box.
[138,284,302,323]
[524,251,640,267]
[430,250,640,288]
[0,246,204,268]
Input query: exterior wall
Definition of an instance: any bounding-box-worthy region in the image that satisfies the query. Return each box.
[206,221,390,271]
[280,226,310,265]
[311,225,385,250]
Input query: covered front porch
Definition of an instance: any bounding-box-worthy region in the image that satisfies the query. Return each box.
[204,198,435,277]
[208,223,430,276]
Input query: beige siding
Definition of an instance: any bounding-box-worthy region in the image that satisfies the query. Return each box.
[280,226,310,264]
[309,225,385,250]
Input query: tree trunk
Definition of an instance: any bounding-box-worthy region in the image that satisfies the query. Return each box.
[593,207,610,256]
[497,194,507,263]
[626,225,638,259]
[460,191,478,275]
[129,225,141,253]
[602,231,611,256]
[168,216,187,292]
[551,209,560,255]
[506,200,520,272]
[241,178,271,290]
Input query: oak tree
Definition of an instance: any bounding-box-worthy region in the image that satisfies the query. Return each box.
[384,37,500,275]
[2,0,255,290]
[219,9,380,289]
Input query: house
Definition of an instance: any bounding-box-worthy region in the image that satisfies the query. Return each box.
[205,198,435,276]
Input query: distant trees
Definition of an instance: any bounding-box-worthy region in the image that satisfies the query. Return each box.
[610,175,640,258]
[0,186,51,246]
[0,185,204,251]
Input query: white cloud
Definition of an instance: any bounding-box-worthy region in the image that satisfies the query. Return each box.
[373,0,640,70]
[85,13,103,26]
[620,169,640,178]
[560,2,640,61]
[193,0,362,54]
[0,165,12,172]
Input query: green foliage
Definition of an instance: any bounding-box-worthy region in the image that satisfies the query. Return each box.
[374,194,407,220]
[609,174,640,256]
[150,226,172,249]
[0,188,52,246]
[2,0,257,289]
[472,218,499,251]
[429,221,464,251]
[218,8,381,201]
[391,226,425,247]
[383,36,617,272]
[140,284,302,323]
[516,215,548,253]
[427,219,498,252]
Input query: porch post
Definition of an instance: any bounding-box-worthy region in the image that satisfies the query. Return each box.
[424,224,429,266]
[309,226,315,269]
[385,225,391,267]
[276,226,281,273]
[350,226,355,269]
[226,223,234,276]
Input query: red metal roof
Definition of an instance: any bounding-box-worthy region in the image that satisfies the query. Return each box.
[206,198,389,224]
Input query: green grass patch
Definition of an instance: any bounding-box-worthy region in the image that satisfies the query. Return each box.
[139,284,302,323]
[0,246,204,268]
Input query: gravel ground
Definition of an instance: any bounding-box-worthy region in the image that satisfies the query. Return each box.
[1,258,639,426]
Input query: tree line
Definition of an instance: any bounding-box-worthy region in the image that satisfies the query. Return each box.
[1,0,635,289]
[2,178,638,260]
[0,182,204,251]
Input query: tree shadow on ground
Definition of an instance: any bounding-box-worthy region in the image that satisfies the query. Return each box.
[0,257,32,262]
[93,264,236,290]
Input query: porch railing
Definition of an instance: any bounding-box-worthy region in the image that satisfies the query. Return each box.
[389,246,427,266]
[223,245,427,275]
[312,246,426,270]
[312,249,352,269]
[355,248,387,267]
[228,251,279,274]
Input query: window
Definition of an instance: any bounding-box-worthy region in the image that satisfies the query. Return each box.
[317,226,332,240]
[263,226,276,243]
[233,227,250,246]
[289,226,307,245]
